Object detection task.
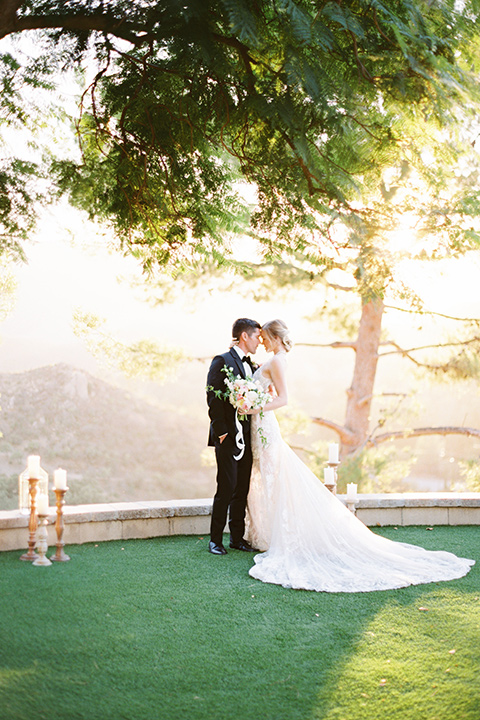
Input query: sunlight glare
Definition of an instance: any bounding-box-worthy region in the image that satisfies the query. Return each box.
[395,252,480,315]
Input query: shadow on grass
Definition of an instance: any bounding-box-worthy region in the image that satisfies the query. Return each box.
[309,526,480,720]
[0,526,478,720]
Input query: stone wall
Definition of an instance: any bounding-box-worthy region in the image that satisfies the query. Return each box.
[2,493,480,552]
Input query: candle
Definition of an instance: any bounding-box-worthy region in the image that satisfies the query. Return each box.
[27,455,41,479]
[54,468,67,490]
[324,467,335,484]
[328,443,339,463]
[36,493,49,515]
[346,483,358,501]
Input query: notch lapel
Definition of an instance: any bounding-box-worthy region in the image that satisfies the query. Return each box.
[227,348,246,378]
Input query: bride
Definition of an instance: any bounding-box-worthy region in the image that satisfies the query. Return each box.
[245,319,474,592]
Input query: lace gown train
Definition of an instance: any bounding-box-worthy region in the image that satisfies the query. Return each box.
[245,368,474,593]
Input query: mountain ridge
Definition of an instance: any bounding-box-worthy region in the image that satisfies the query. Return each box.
[0,363,214,509]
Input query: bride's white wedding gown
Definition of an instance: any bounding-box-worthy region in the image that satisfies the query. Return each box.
[245,367,474,592]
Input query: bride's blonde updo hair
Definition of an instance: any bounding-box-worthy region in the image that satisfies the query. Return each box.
[262,319,293,352]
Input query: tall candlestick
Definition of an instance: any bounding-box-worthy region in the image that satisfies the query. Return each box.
[50,487,70,562]
[328,443,339,464]
[19,477,40,561]
[54,468,67,490]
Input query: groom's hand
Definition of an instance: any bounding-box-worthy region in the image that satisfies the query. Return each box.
[219,433,228,443]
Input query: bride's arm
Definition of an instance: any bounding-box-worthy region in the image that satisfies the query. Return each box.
[260,355,288,413]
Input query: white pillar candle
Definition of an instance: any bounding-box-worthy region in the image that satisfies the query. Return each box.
[346,483,358,501]
[328,443,339,463]
[324,467,335,484]
[36,493,49,515]
[27,455,41,479]
[54,468,67,490]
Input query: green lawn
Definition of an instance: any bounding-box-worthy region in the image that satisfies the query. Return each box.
[0,526,479,720]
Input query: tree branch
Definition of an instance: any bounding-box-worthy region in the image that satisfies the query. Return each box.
[211,32,256,93]
[4,12,155,44]
[327,282,356,292]
[368,426,480,446]
[379,337,480,362]
[349,30,375,84]
[0,0,22,37]
[384,304,480,323]
[279,130,318,196]
[310,416,357,443]
[343,113,384,142]
[296,341,357,350]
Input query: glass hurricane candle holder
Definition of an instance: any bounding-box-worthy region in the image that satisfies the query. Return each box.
[18,456,48,513]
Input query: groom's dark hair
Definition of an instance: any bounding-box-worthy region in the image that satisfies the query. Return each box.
[232,318,261,340]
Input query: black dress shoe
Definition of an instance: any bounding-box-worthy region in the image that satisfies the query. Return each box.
[229,539,258,552]
[209,541,227,555]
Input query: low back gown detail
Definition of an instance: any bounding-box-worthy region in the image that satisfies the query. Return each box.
[245,367,474,592]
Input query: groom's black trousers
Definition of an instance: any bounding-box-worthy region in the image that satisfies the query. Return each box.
[210,431,253,546]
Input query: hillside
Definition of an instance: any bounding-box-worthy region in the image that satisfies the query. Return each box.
[0,364,215,510]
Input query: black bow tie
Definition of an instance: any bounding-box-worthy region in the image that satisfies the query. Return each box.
[244,355,254,369]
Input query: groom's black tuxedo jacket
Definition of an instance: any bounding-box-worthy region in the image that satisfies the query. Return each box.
[207,348,253,447]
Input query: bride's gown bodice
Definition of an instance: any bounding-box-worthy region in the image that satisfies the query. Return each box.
[245,366,474,593]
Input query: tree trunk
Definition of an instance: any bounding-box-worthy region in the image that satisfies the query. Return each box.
[341,298,384,458]
[0,0,23,38]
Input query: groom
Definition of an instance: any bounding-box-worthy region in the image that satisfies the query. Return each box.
[206,318,262,555]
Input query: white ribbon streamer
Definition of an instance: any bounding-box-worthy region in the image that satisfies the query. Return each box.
[233,409,245,461]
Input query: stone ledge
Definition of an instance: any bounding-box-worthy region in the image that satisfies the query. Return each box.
[356,492,480,508]
[0,499,214,526]
[0,499,214,551]
[2,493,480,552]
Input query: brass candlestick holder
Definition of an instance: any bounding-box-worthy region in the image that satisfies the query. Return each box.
[50,487,70,562]
[20,477,40,561]
[324,461,339,495]
[33,514,52,566]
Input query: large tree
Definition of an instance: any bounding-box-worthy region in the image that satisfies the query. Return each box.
[1,0,479,265]
[3,1,480,493]
[74,144,480,488]
[231,150,480,468]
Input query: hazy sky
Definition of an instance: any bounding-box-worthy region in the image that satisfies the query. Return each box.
[0,202,318,375]
[2,181,480,379]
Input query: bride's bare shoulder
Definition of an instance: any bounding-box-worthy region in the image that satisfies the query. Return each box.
[271,352,287,368]
[262,353,287,377]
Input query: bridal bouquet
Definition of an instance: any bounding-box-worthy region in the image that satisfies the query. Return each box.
[223,366,272,421]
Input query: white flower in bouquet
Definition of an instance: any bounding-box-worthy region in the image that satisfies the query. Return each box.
[223,367,272,421]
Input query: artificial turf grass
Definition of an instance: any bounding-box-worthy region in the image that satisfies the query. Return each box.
[0,526,478,720]
[316,587,480,720]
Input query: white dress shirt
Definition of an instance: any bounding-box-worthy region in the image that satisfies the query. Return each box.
[232,345,253,377]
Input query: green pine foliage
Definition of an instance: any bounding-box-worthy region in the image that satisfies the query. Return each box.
[1,0,479,265]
